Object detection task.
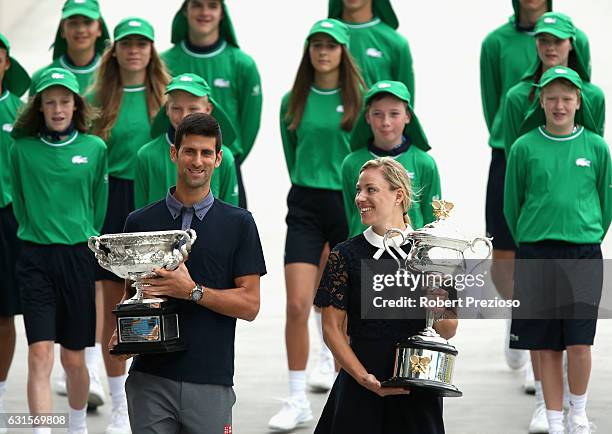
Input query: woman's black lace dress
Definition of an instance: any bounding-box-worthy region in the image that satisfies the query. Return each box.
[313,234,445,434]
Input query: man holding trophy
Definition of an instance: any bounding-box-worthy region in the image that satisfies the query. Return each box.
[105,112,266,433]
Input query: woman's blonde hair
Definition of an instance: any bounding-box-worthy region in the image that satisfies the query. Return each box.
[359,157,412,225]
[91,39,170,141]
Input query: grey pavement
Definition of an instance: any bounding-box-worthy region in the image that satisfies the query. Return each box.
[3,318,612,433]
[3,0,612,433]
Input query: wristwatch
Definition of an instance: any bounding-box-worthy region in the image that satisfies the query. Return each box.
[190,283,204,302]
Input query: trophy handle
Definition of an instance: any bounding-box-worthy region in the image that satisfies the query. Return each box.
[383,228,406,271]
[163,229,198,270]
[88,236,110,269]
[467,237,493,274]
[179,229,197,261]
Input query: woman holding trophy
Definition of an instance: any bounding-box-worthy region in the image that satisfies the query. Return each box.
[9,67,108,434]
[313,157,456,433]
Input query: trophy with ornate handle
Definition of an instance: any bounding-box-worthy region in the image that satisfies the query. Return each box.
[381,200,492,396]
[88,230,197,354]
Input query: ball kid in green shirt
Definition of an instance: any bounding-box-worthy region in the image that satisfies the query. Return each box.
[0,32,30,401]
[342,80,440,237]
[162,0,262,208]
[504,66,610,434]
[328,0,415,105]
[87,16,171,425]
[135,73,239,209]
[30,0,110,96]
[10,67,108,432]
[270,19,365,430]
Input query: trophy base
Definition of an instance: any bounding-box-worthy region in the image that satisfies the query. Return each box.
[110,339,186,355]
[113,299,185,355]
[381,378,462,397]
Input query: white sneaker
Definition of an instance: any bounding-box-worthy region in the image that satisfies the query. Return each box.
[56,371,68,396]
[308,354,335,392]
[567,414,593,434]
[528,403,549,433]
[268,396,313,432]
[523,363,535,394]
[87,370,105,409]
[105,403,131,434]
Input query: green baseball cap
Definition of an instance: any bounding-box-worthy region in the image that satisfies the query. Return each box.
[0,33,31,97]
[165,73,212,96]
[522,12,590,84]
[535,12,575,40]
[350,80,430,152]
[150,73,237,146]
[307,19,349,46]
[52,0,110,60]
[171,0,239,47]
[62,0,101,19]
[114,17,155,42]
[33,67,80,94]
[328,0,399,30]
[538,65,582,90]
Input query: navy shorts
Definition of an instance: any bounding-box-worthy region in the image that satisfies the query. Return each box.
[0,204,21,316]
[96,176,135,281]
[510,241,602,351]
[485,149,516,250]
[284,185,348,265]
[17,242,96,350]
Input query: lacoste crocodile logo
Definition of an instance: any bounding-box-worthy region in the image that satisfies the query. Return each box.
[576,158,591,167]
[366,48,383,58]
[72,155,89,164]
[214,78,231,88]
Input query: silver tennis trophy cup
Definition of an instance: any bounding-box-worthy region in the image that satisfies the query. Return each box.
[381,200,492,396]
[88,230,197,354]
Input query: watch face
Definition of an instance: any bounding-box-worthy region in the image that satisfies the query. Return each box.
[191,286,203,301]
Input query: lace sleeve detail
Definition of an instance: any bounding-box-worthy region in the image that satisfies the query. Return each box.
[314,248,349,310]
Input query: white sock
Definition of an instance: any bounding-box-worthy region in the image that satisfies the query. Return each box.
[108,374,128,408]
[68,404,88,432]
[546,410,564,432]
[33,428,52,434]
[85,343,102,373]
[569,391,588,418]
[288,370,306,400]
[534,381,545,407]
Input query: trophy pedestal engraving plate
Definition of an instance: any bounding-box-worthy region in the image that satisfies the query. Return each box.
[111,299,186,355]
[88,230,197,355]
[380,200,492,397]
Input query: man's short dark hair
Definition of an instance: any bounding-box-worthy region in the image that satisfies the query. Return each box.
[174,112,222,153]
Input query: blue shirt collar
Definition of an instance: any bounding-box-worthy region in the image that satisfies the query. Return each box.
[165,186,214,221]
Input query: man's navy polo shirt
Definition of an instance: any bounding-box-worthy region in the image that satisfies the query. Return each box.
[124,195,267,385]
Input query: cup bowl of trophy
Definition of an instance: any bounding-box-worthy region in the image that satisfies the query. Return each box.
[381,200,492,397]
[88,229,197,354]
